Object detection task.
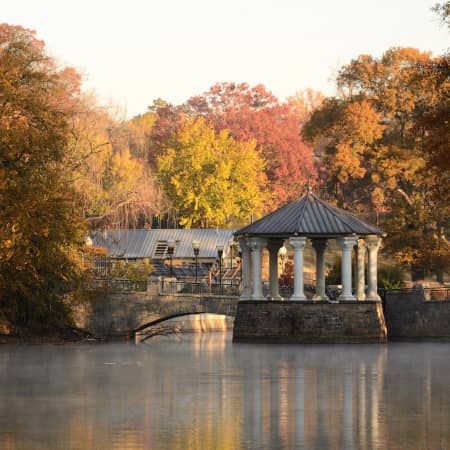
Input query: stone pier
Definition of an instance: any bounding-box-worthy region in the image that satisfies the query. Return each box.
[233,301,387,344]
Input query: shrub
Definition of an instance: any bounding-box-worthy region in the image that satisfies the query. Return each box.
[378,263,405,289]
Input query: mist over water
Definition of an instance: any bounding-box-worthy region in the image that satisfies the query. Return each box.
[0,335,449,449]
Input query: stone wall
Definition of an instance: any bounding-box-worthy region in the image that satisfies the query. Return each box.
[71,287,450,341]
[384,291,450,340]
[233,300,387,344]
[72,290,238,337]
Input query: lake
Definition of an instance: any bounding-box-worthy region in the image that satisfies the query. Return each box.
[0,333,449,449]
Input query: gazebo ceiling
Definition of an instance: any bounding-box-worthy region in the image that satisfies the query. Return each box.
[236,191,383,237]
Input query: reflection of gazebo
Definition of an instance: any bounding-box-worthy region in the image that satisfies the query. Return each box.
[235,189,384,302]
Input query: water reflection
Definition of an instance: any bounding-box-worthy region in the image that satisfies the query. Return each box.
[0,336,449,449]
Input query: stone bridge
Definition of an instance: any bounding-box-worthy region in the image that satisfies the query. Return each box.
[72,285,450,342]
[73,290,239,338]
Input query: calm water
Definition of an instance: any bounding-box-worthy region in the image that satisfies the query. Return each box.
[0,334,449,450]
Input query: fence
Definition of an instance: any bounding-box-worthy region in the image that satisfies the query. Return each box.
[86,278,450,300]
[380,287,450,299]
[423,288,450,301]
[160,281,240,296]
[89,278,148,292]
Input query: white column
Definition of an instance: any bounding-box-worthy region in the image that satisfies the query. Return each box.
[312,239,328,301]
[239,238,252,301]
[267,240,282,300]
[337,236,358,301]
[249,237,267,301]
[365,235,382,301]
[356,239,366,301]
[289,237,307,301]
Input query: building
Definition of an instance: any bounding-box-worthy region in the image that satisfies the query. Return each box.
[90,228,238,280]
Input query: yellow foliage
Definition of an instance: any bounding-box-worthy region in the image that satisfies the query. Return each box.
[157,118,268,227]
[370,187,385,208]
[341,101,383,145]
[69,99,165,228]
[335,143,366,182]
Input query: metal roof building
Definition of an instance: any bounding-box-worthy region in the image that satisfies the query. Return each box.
[91,228,235,260]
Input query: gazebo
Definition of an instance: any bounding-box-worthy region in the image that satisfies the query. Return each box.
[235,189,384,303]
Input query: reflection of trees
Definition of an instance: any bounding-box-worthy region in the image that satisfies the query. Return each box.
[0,337,242,450]
[1,340,450,449]
[380,344,450,449]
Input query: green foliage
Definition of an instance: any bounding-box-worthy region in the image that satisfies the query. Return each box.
[326,255,341,285]
[157,118,268,228]
[378,264,405,289]
[110,259,153,281]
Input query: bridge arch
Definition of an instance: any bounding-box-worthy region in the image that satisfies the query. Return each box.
[74,291,239,337]
[134,311,235,334]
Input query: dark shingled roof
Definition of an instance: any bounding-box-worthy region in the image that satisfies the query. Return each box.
[236,192,383,237]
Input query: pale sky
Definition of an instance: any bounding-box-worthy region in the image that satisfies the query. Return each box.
[3,0,449,117]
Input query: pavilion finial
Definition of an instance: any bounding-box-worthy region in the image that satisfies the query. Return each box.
[306,178,312,194]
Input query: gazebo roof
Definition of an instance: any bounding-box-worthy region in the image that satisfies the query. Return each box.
[236,191,383,237]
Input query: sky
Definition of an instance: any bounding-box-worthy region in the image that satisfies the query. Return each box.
[3,0,449,117]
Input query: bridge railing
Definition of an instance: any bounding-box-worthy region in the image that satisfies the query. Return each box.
[160,281,240,297]
[89,278,148,292]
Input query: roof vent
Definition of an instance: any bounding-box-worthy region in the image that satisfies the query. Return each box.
[153,241,169,258]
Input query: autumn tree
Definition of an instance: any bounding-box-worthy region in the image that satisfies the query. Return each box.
[69,97,166,229]
[184,83,316,205]
[303,96,386,208]
[157,118,267,228]
[126,111,157,160]
[0,24,86,326]
[147,98,186,164]
[287,88,324,125]
[303,47,449,280]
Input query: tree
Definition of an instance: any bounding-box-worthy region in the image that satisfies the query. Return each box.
[432,1,450,29]
[0,24,86,326]
[304,47,449,280]
[69,97,166,229]
[157,118,267,228]
[126,112,157,160]
[147,99,186,165]
[410,55,449,187]
[185,83,316,205]
[287,88,324,125]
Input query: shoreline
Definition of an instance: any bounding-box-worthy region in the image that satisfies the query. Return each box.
[0,324,106,345]
[0,333,106,345]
